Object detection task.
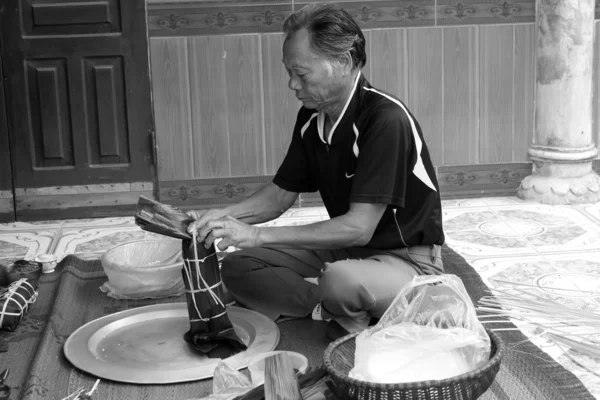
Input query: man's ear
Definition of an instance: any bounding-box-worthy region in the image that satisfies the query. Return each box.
[339,52,353,75]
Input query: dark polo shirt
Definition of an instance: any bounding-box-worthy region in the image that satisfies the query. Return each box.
[273,72,444,249]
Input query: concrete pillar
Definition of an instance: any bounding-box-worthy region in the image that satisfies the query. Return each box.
[517,0,600,204]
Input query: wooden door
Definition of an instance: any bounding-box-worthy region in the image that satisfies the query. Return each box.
[0,0,155,220]
[0,44,15,222]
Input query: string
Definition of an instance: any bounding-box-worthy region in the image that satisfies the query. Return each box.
[180,231,226,322]
[192,233,224,308]
[0,279,37,327]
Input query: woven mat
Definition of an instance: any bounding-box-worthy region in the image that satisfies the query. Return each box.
[0,246,595,400]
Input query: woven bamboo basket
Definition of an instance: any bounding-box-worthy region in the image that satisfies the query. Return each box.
[324,329,504,400]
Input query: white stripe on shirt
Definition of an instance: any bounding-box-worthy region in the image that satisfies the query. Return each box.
[363,87,437,192]
[301,113,318,139]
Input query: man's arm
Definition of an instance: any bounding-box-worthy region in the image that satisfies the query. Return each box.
[256,202,387,249]
[218,181,299,225]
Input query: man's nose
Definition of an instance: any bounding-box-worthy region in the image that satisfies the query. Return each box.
[288,75,302,91]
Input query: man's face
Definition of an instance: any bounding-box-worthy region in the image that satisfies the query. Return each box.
[282,28,349,111]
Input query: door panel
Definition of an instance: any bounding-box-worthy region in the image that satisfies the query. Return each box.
[0,46,15,222]
[0,0,154,192]
[24,0,121,35]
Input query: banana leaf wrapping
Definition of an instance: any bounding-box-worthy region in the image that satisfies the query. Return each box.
[134,195,246,359]
[0,278,38,332]
[182,238,247,358]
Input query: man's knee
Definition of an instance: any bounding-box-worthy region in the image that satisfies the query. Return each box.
[220,251,250,287]
[319,261,375,313]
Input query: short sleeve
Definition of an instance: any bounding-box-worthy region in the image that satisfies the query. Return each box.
[349,108,414,208]
[273,110,318,193]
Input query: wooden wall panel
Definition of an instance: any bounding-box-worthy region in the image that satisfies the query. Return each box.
[593,21,600,151]
[443,26,479,165]
[369,29,407,101]
[262,33,300,175]
[224,35,265,176]
[407,28,444,166]
[513,24,535,162]
[189,36,231,178]
[479,25,514,163]
[150,37,194,180]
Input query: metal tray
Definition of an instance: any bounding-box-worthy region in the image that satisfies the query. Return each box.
[63,303,280,384]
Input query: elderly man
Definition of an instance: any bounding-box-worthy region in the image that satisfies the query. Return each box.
[188,3,444,338]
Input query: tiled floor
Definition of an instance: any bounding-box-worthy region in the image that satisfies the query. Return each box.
[1,196,599,398]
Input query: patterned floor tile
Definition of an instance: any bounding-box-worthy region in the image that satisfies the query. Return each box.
[1,196,599,398]
[490,207,600,254]
[494,204,599,228]
[0,230,59,260]
[61,216,137,228]
[281,207,326,218]
[443,208,498,232]
[52,227,146,256]
[257,216,325,227]
[443,208,538,257]
[467,252,600,399]
[73,252,104,261]
[0,220,63,231]
[581,202,600,225]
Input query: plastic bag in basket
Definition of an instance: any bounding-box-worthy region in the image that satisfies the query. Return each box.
[187,361,253,400]
[349,274,491,384]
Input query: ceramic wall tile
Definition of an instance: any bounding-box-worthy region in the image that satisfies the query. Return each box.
[148,2,293,36]
[159,176,273,207]
[296,1,436,28]
[438,163,532,199]
[437,0,535,26]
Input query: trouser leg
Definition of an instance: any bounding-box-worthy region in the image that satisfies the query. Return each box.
[319,245,443,332]
[221,247,338,320]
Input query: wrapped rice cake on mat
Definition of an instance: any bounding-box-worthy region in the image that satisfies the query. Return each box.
[134,195,247,359]
[182,238,247,359]
[0,278,38,332]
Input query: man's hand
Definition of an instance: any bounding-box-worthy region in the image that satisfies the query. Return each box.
[200,216,261,251]
[186,208,229,237]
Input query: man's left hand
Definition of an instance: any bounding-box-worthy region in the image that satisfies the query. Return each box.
[199,216,261,250]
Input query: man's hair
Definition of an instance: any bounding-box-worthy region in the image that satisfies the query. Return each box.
[283,4,367,70]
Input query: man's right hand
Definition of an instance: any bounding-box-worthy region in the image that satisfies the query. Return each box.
[186,208,230,237]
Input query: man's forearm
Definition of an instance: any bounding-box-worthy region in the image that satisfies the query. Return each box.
[257,215,371,250]
[224,181,298,224]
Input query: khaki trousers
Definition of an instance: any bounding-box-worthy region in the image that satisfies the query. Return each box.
[221,244,443,332]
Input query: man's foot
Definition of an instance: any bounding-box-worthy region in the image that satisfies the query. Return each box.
[325,320,350,342]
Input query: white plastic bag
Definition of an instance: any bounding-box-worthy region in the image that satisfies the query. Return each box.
[349,274,491,384]
[188,361,253,400]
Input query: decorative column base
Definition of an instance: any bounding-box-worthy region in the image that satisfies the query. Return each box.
[517,147,600,204]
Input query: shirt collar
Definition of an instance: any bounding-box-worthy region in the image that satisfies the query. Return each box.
[317,71,363,145]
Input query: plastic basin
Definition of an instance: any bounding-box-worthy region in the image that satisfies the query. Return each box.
[100,239,184,298]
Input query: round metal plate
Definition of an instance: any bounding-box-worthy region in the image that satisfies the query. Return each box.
[63,303,280,384]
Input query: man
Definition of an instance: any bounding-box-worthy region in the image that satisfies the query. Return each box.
[188,3,444,338]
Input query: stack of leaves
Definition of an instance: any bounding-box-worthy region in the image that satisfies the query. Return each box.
[477,280,600,370]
